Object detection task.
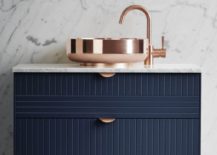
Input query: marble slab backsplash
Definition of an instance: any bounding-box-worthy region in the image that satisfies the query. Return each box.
[1,0,217,154]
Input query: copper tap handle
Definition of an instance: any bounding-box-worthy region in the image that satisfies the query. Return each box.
[162,36,164,49]
[99,118,116,123]
[152,36,166,58]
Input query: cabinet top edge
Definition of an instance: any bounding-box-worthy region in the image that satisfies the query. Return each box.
[13,64,201,73]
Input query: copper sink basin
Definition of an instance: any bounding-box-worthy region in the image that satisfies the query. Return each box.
[66,4,167,67]
[66,38,148,64]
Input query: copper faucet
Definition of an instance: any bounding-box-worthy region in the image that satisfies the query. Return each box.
[119,5,166,65]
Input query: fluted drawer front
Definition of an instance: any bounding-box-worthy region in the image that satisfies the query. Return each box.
[14,73,201,97]
[14,73,201,118]
[15,118,200,155]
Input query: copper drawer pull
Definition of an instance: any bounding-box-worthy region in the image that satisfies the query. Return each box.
[99,73,115,78]
[99,118,116,123]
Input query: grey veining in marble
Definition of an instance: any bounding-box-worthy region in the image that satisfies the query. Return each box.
[0,0,217,154]
[13,64,201,73]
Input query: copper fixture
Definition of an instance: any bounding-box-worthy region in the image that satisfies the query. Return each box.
[119,5,166,65]
[99,118,116,123]
[67,38,147,64]
[69,38,145,54]
[66,5,166,67]
[99,72,116,78]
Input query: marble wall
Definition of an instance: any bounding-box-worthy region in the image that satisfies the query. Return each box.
[0,0,217,154]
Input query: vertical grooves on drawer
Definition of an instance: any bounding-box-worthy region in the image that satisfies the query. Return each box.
[16,118,200,155]
[15,73,200,97]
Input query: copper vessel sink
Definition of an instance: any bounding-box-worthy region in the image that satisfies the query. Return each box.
[66,38,147,64]
[66,5,166,67]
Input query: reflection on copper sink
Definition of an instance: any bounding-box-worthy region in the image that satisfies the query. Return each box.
[66,38,147,64]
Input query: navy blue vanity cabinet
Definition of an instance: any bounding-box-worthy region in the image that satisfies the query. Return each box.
[14,73,201,155]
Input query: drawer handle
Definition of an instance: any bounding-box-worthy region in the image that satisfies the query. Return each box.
[99,73,115,78]
[99,117,116,123]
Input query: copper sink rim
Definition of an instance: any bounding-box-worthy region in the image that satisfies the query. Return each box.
[69,37,147,41]
[67,37,147,55]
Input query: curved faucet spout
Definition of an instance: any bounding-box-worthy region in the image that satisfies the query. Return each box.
[119,5,151,45]
[119,5,166,66]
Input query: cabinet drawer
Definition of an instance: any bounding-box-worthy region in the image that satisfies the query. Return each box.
[14,73,201,118]
[15,118,200,155]
[14,73,201,97]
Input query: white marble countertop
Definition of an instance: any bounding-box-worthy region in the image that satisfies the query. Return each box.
[13,64,201,73]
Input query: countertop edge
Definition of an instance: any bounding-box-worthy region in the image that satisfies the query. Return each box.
[12,64,201,73]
